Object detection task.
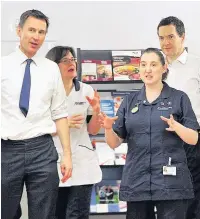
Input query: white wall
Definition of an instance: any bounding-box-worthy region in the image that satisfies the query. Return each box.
[1,1,200,56]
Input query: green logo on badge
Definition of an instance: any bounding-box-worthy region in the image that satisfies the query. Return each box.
[131,106,138,113]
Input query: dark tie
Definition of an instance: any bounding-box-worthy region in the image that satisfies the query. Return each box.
[19,59,33,117]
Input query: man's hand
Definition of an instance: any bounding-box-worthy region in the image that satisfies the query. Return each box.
[60,154,72,183]
[160,114,178,131]
[98,112,118,130]
[86,90,101,114]
[68,114,84,129]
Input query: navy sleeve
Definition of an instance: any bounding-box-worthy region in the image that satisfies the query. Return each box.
[180,92,200,131]
[113,96,128,140]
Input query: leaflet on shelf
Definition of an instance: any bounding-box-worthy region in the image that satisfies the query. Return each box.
[112,50,142,81]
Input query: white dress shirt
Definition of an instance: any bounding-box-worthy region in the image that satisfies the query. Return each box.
[165,50,200,124]
[53,82,102,186]
[1,48,68,140]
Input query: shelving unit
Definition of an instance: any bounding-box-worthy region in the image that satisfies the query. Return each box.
[77,48,143,216]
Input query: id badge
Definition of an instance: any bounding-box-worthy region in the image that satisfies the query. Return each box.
[163,166,176,176]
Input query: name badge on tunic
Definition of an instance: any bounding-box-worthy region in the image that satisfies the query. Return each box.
[163,166,176,176]
[163,157,176,176]
[157,101,172,111]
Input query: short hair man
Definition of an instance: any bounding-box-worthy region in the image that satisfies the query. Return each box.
[157,16,200,219]
[1,9,72,219]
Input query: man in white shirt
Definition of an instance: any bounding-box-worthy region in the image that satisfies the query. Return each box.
[157,16,200,219]
[1,10,72,219]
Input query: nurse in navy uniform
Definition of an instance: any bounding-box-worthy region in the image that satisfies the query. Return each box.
[99,48,199,219]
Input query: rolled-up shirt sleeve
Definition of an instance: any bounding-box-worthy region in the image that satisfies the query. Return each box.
[51,67,68,120]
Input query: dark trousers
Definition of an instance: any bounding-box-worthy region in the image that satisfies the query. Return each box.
[186,134,200,219]
[56,185,93,219]
[13,205,22,219]
[127,200,189,219]
[146,203,156,219]
[187,194,200,219]
[1,135,59,219]
[196,191,200,219]
[133,203,156,219]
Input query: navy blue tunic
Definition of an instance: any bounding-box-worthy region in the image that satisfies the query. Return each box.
[113,82,200,202]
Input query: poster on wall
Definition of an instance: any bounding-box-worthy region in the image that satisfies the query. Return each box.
[112,50,142,81]
[81,60,113,82]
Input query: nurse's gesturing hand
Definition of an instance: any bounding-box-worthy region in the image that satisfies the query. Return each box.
[86,90,101,114]
[98,112,123,149]
[161,114,198,145]
[98,112,118,129]
[160,114,177,131]
[68,114,84,129]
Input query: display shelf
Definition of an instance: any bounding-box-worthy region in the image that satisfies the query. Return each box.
[80,48,143,216]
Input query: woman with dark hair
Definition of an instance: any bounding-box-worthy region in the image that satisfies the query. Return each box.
[46,46,102,219]
[99,48,199,219]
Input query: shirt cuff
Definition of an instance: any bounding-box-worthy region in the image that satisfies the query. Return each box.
[52,112,68,121]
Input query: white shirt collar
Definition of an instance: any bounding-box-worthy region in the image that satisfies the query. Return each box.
[176,49,188,64]
[168,49,188,66]
[15,47,38,65]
